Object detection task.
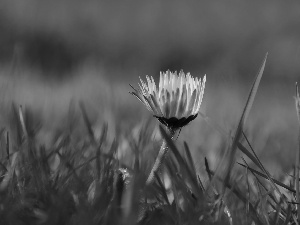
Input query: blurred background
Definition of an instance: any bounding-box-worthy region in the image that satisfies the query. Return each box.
[0,0,300,175]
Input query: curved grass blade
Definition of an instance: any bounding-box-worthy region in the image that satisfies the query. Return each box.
[243,131,284,200]
[237,163,296,193]
[224,53,268,185]
[241,157,284,214]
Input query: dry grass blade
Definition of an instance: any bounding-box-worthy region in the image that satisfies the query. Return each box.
[224,53,268,185]
[295,82,300,222]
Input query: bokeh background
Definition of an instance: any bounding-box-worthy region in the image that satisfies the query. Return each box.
[0,0,300,176]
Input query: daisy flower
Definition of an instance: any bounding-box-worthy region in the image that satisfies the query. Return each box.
[130,70,206,131]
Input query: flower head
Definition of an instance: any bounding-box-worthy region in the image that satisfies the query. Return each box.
[130,70,206,130]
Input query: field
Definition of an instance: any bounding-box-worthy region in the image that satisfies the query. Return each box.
[1,0,300,224]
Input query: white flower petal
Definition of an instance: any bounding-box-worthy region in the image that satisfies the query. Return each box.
[165,91,171,118]
[131,71,205,126]
[186,89,197,116]
[150,93,163,116]
[177,84,188,118]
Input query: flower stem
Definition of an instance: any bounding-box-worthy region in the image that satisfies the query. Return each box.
[146,129,175,185]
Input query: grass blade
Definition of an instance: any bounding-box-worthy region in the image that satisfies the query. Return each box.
[283,204,292,225]
[224,53,268,185]
[243,131,284,200]
[183,141,198,183]
[205,157,212,181]
[272,197,283,225]
[241,157,284,214]
[242,157,250,219]
[237,142,263,171]
[18,105,28,139]
[237,163,296,193]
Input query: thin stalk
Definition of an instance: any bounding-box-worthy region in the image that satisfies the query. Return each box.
[146,129,175,185]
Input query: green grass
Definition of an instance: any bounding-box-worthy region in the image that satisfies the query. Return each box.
[0,62,300,225]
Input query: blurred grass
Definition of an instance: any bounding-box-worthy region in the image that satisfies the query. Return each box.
[0,100,299,224]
